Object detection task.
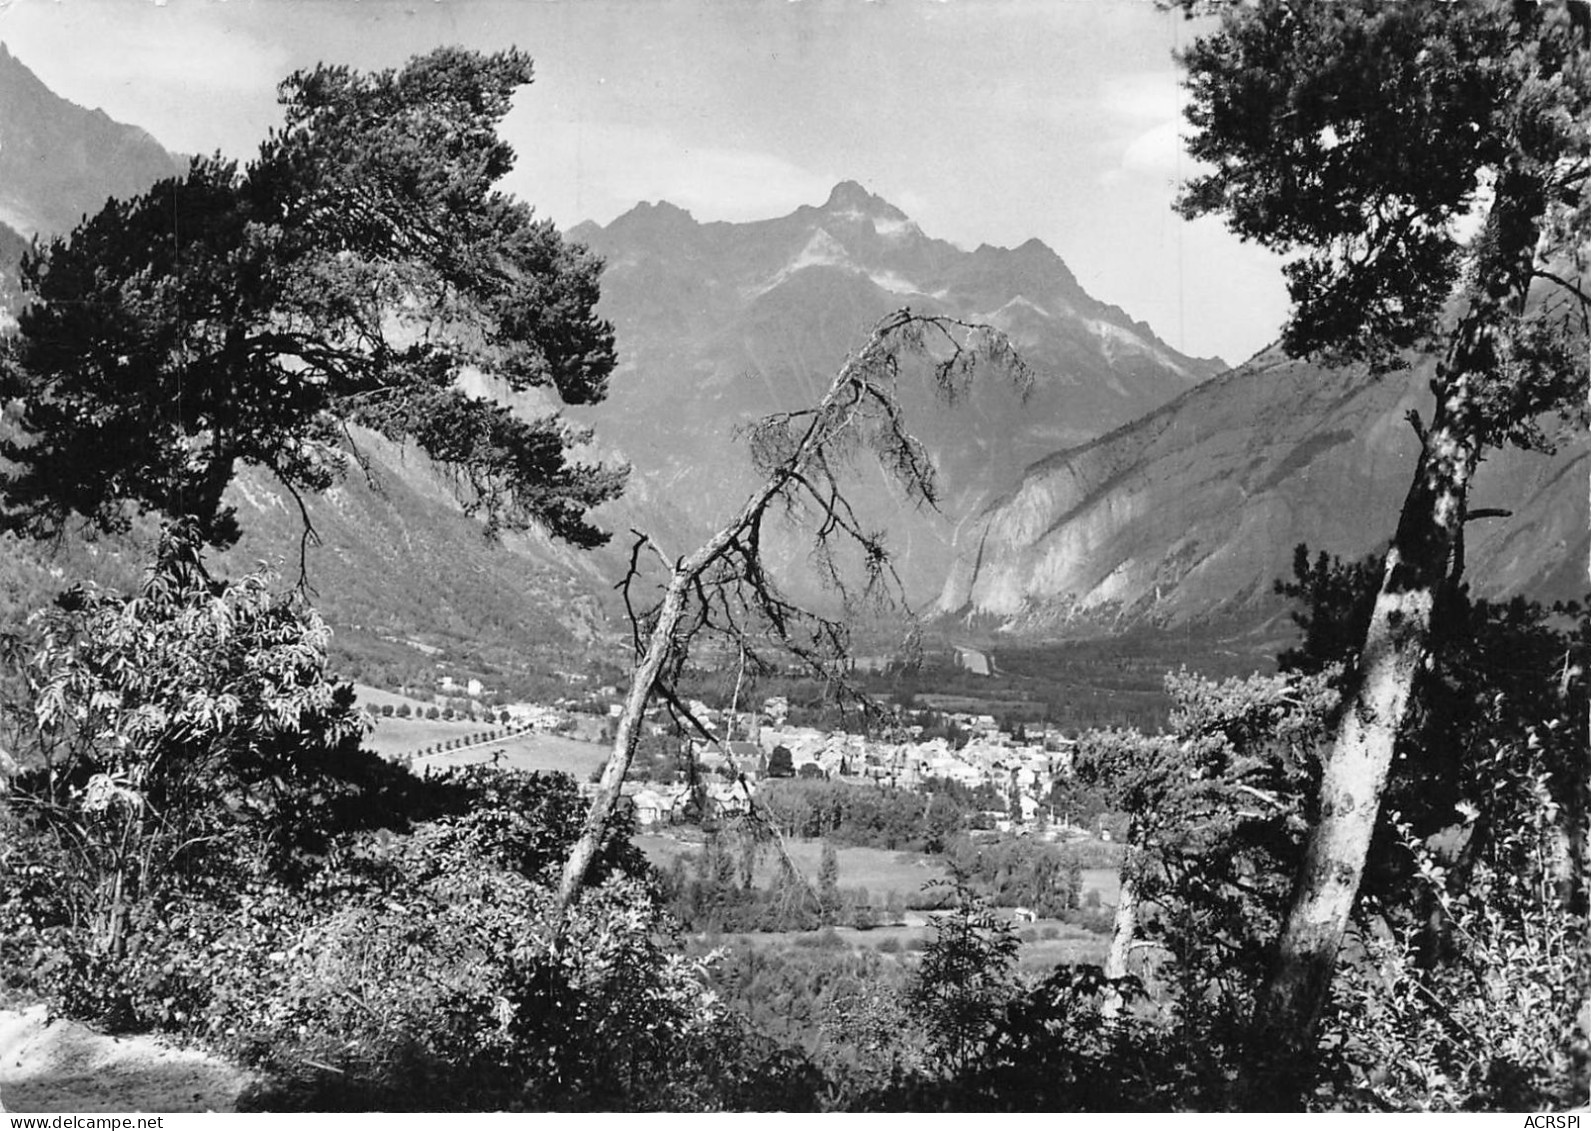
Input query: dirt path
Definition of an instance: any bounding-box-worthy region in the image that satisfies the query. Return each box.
[0,1007,253,1113]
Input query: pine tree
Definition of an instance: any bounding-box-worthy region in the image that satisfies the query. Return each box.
[818,840,840,917]
[1176,0,1590,1102]
[1,48,623,550]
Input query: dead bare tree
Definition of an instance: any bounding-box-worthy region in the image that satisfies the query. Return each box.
[554,308,1029,915]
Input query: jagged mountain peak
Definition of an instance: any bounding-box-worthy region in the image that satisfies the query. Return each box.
[967,236,1081,294]
[821,179,906,218]
[569,181,1230,604]
[596,198,700,243]
[620,198,698,224]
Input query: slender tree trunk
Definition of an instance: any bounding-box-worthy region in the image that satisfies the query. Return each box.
[554,312,1021,919]
[1241,176,1544,1106]
[1243,389,1477,1104]
[554,566,691,913]
[1104,860,1140,981]
[1101,844,1142,1021]
[553,444,808,915]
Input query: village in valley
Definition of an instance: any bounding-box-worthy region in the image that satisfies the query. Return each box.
[1,0,1582,1112]
[368,661,1090,842]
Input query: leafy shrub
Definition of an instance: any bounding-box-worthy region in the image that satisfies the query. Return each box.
[0,527,372,983]
[897,965,1170,1111]
[1319,755,1589,1112]
[907,884,1019,1074]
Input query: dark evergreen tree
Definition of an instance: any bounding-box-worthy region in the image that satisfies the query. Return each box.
[818,840,839,917]
[1176,0,1589,1099]
[1,48,624,549]
[767,745,796,778]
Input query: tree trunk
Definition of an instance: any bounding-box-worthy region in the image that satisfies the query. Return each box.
[1243,397,1477,1104]
[554,568,691,913]
[1101,845,1141,1021]
[1241,174,1544,1106]
[553,465,804,915]
[1104,860,1140,981]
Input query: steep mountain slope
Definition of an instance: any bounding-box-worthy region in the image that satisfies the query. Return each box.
[0,44,183,240]
[566,182,1227,600]
[936,346,1588,631]
[0,45,185,321]
[218,429,621,695]
[0,428,624,701]
[4,48,1575,681]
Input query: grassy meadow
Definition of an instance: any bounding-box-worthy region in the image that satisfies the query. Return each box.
[637,833,1121,912]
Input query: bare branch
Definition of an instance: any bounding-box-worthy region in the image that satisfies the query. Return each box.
[1404,407,1427,445]
[1532,268,1591,312]
[553,309,1030,917]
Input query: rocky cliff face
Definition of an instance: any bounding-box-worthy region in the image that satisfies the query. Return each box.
[936,346,1588,630]
[4,47,1576,666]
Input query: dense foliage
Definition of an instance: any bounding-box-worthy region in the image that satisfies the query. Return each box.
[0,48,623,549]
[757,777,967,851]
[0,535,781,1110]
[1178,0,1588,1096]
[0,524,376,965]
[0,23,1583,1112]
[0,522,1581,1110]
[1180,0,1590,385]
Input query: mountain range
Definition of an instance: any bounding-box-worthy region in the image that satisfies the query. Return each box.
[561,180,1227,602]
[936,348,1587,630]
[0,45,1581,693]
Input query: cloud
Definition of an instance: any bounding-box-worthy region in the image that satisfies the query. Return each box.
[1119,118,1189,178]
[1095,71,1195,186]
[1099,70,1185,122]
[501,115,836,226]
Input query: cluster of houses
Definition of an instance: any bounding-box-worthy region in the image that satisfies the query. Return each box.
[397,675,1083,834]
[619,696,1076,830]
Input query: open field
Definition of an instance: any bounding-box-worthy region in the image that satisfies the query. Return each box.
[638,835,953,904]
[366,716,610,779]
[712,916,1112,971]
[418,731,610,778]
[1080,866,1121,907]
[353,683,440,713]
[365,715,486,755]
[638,834,1121,910]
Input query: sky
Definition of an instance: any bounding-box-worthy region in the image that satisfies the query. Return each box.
[0,0,1291,364]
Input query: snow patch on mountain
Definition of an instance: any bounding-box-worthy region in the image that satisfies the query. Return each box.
[991,295,1054,320]
[1090,317,1192,378]
[746,227,924,298]
[866,267,925,295]
[827,206,923,240]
